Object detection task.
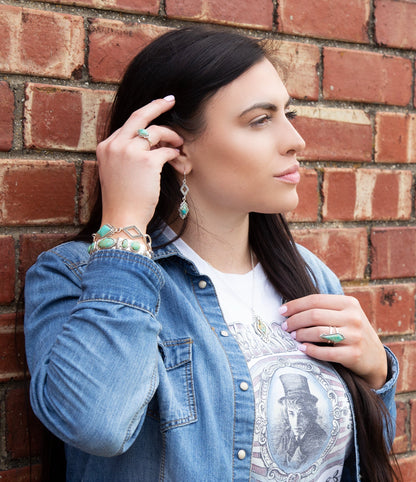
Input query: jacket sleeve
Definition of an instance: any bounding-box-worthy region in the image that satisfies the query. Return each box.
[24,244,164,457]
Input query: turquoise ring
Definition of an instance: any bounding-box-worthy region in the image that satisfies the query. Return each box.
[320,326,345,344]
[137,128,152,148]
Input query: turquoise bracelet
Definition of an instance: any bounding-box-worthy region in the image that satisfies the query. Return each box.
[88,237,152,258]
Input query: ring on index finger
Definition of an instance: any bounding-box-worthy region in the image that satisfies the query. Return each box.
[137,128,153,149]
[320,326,345,344]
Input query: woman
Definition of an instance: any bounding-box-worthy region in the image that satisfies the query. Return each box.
[24,27,399,481]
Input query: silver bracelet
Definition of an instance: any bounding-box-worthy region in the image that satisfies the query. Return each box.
[88,237,152,258]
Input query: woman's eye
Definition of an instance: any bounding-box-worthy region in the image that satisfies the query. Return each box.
[285,109,297,120]
[250,114,272,127]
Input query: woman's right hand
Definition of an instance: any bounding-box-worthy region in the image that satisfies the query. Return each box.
[96,96,184,233]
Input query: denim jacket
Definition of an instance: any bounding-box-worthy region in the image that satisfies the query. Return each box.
[24,233,398,481]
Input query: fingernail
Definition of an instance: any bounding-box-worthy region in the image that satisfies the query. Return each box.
[298,343,307,352]
[278,305,287,315]
[281,322,288,331]
[290,331,296,339]
[164,95,175,102]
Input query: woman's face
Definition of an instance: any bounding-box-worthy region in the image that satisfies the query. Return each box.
[184,57,306,218]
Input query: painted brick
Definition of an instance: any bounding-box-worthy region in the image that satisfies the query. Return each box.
[37,0,159,15]
[6,387,42,459]
[371,227,416,279]
[388,341,416,393]
[19,233,70,284]
[0,313,25,382]
[292,228,367,281]
[271,41,320,101]
[24,84,114,152]
[278,0,370,43]
[375,0,416,50]
[293,106,372,162]
[0,465,42,482]
[322,168,412,221]
[323,48,412,106]
[0,236,15,304]
[165,0,273,30]
[411,399,416,451]
[0,5,84,79]
[79,160,99,225]
[375,112,416,163]
[89,20,168,83]
[0,81,14,151]
[0,159,76,225]
[343,284,415,336]
[398,454,416,482]
[393,400,409,454]
[286,168,318,222]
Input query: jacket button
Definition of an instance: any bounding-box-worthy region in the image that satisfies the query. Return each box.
[237,449,246,460]
[220,330,229,337]
[239,382,249,391]
[198,280,207,289]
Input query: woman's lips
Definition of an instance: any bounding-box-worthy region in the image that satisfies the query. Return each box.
[274,169,300,184]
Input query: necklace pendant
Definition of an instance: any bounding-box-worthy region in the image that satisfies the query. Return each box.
[253,314,270,343]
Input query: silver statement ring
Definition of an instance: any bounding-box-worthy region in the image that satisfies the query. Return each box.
[320,326,345,344]
[137,128,152,148]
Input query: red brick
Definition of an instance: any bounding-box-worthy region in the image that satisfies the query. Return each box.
[0,160,76,225]
[0,5,84,79]
[293,106,372,162]
[0,465,42,482]
[393,400,409,454]
[397,455,416,482]
[39,0,159,15]
[272,41,320,101]
[323,48,412,106]
[79,160,98,225]
[411,398,416,451]
[89,20,168,84]
[278,0,370,43]
[375,112,416,163]
[0,236,15,304]
[388,341,416,393]
[6,387,43,459]
[19,233,71,284]
[343,284,415,336]
[165,0,274,30]
[375,0,416,50]
[371,227,416,279]
[322,168,412,221]
[286,168,318,222]
[293,228,367,281]
[0,313,25,381]
[24,84,114,152]
[0,81,14,151]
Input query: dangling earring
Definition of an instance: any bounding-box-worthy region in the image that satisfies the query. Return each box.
[179,170,189,219]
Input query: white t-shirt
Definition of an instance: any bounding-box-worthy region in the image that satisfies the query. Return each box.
[167,228,353,481]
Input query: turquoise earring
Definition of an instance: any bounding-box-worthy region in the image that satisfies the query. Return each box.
[179,171,189,219]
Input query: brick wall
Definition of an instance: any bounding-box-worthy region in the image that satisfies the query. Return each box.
[1,0,415,477]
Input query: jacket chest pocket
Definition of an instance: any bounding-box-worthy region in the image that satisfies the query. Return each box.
[148,338,197,432]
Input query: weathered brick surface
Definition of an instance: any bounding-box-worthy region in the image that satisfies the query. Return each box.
[89,19,168,83]
[293,107,372,161]
[371,227,416,279]
[286,168,318,222]
[0,313,25,381]
[343,284,415,336]
[388,341,416,393]
[323,48,412,106]
[411,399,416,451]
[0,5,84,79]
[24,84,114,152]
[0,160,77,225]
[165,0,274,30]
[79,160,99,225]
[293,228,368,281]
[0,465,42,482]
[393,400,409,454]
[0,81,14,151]
[398,454,416,481]
[322,168,412,221]
[0,236,15,304]
[375,112,416,163]
[278,0,370,43]
[36,0,159,14]
[375,0,416,50]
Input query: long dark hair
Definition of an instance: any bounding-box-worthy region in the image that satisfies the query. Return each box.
[72,27,398,480]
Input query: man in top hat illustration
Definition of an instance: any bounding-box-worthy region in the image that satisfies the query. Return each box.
[275,373,328,470]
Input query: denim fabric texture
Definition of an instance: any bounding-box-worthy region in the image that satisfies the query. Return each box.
[24,232,398,481]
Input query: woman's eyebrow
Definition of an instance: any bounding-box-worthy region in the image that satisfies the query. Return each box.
[239,97,292,117]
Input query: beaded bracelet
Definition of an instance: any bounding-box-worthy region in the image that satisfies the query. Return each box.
[88,224,153,258]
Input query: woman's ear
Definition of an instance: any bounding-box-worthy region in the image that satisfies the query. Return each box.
[167,143,193,176]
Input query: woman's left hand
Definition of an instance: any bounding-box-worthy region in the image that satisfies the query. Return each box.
[280,294,387,390]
